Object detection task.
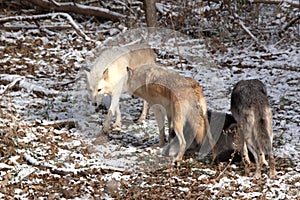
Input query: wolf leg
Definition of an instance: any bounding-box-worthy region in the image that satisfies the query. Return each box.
[167,115,174,142]
[102,91,121,134]
[238,123,251,175]
[152,105,166,147]
[112,105,122,128]
[137,100,148,122]
[101,110,113,135]
[269,153,276,179]
[241,141,251,175]
[255,151,265,179]
[261,152,268,166]
[173,118,186,162]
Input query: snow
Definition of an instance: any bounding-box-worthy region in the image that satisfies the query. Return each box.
[0,2,300,199]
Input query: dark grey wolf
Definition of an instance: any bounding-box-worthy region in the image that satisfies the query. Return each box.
[126,64,216,162]
[208,111,238,162]
[231,79,276,178]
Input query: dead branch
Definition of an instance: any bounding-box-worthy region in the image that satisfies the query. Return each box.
[0,78,22,95]
[205,0,300,8]
[250,0,300,9]
[0,74,59,97]
[233,13,269,52]
[23,151,125,174]
[282,15,300,32]
[0,13,93,41]
[169,13,183,68]
[23,0,126,21]
[34,119,76,129]
[0,24,72,31]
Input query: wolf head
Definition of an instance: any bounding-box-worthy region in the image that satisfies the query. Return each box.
[85,44,156,107]
[85,59,129,106]
[85,69,108,106]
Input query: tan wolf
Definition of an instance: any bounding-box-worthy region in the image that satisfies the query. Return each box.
[126,64,216,162]
[158,77,209,146]
[85,44,156,134]
[231,79,276,178]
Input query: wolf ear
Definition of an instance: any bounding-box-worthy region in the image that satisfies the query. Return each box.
[103,68,109,80]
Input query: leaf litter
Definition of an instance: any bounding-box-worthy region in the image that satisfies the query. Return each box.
[0,1,300,199]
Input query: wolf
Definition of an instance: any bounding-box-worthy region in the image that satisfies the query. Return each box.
[207,111,239,162]
[126,64,216,162]
[160,77,209,145]
[85,44,156,134]
[230,79,276,178]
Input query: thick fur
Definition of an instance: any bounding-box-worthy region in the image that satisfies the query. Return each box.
[185,77,211,146]
[208,111,238,162]
[169,110,239,162]
[85,44,156,134]
[231,79,276,178]
[127,64,216,162]
[167,77,209,143]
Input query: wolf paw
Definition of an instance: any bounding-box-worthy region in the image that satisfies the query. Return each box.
[133,117,145,124]
[173,155,183,163]
[254,171,261,179]
[112,122,121,129]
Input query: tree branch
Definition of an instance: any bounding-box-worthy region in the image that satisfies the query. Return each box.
[23,0,126,21]
[250,0,300,9]
[0,78,22,95]
[0,13,93,41]
[0,24,72,31]
[282,15,300,32]
[233,13,269,52]
[0,74,59,97]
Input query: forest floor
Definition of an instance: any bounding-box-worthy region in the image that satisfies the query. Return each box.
[0,1,299,199]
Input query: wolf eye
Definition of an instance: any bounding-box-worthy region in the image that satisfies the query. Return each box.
[97,89,102,92]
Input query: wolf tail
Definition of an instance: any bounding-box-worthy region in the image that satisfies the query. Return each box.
[192,108,217,161]
[256,106,273,155]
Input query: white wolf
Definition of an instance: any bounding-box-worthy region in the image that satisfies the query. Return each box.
[85,44,156,134]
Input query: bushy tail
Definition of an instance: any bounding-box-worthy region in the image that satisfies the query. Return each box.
[255,106,273,155]
[193,109,217,161]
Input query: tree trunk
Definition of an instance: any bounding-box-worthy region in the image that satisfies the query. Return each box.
[144,0,157,27]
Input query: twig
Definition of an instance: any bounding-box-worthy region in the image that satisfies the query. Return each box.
[274,34,289,47]
[0,13,93,41]
[113,0,136,16]
[0,24,72,31]
[34,119,76,129]
[0,78,22,95]
[49,0,60,6]
[214,149,237,181]
[249,0,300,9]
[169,13,183,68]
[23,151,125,175]
[0,74,59,97]
[233,13,269,52]
[213,127,239,182]
[282,15,300,32]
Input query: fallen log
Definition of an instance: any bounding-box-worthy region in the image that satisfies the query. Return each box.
[23,0,126,21]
